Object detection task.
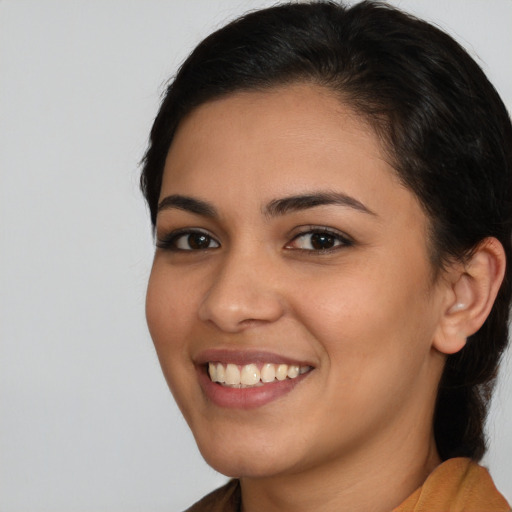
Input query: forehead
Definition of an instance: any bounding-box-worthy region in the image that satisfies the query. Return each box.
[165,84,384,179]
[162,83,398,201]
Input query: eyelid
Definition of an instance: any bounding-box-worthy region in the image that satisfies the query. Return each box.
[285,225,354,252]
[156,227,220,251]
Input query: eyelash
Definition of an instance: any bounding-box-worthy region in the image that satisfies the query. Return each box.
[156,229,220,251]
[286,227,354,253]
[156,227,354,253]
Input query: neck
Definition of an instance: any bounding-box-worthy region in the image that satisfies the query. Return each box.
[240,426,441,512]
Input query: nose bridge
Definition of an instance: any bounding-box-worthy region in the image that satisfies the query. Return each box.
[198,242,285,331]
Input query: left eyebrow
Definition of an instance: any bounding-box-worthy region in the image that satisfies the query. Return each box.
[157,194,218,218]
[264,191,376,217]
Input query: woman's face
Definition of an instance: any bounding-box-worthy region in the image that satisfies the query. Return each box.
[146,84,449,479]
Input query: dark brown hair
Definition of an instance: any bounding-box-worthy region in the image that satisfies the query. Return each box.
[141,1,512,461]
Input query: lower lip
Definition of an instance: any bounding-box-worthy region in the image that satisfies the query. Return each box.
[197,366,311,409]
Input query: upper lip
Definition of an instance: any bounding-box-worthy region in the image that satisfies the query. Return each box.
[194,348,315,367]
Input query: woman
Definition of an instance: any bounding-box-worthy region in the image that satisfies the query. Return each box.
[141,1,511,510]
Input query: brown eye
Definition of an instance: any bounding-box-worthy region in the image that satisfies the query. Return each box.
[186,233,212,250]
[310,233,337,250]
[286,228,353,252]
[157,229,220,251]
[175,232,219,250]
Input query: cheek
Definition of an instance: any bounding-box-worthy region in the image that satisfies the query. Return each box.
[291,269,438,433]
[145,266,202,415]
[145,265,198,361]
[291,257,435,368]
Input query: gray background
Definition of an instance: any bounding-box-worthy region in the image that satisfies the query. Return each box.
[1,1,511,510]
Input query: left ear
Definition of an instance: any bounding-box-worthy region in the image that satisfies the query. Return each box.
[433,237,506,355]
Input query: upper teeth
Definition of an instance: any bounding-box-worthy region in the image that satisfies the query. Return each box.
[208,362,310,387]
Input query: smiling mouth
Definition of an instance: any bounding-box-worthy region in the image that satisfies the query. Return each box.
[208,362,312,388]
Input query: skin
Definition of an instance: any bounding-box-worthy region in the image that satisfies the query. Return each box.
[146,83,481,512]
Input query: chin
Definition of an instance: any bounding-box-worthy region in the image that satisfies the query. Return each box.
[203,455,289,479]
[194,432,298,478]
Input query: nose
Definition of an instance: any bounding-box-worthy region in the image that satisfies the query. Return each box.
[198,249,285,332]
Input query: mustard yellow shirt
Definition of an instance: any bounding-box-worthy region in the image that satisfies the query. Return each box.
[394,457,510,511]
[185,458,510,512]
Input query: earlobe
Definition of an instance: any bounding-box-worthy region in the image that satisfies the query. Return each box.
[433,237,506,355]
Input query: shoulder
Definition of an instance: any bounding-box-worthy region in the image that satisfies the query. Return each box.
[184,479,241,512]
[394,458,511,511]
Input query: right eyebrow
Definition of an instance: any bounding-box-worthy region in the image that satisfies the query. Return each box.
[264,191,376,218]
[157,194,218,218]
